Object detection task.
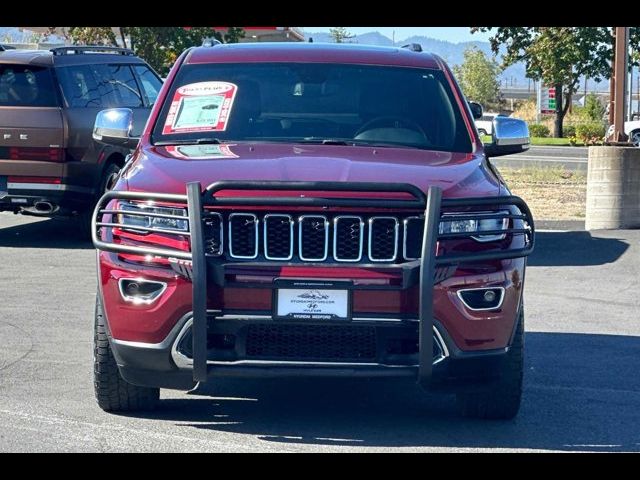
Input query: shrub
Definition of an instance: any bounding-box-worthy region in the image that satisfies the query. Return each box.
[529,123,550,138]
[575,122,606,144]
[563,125,576,138]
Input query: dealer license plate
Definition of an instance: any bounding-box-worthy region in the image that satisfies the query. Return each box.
[276,288,349,320]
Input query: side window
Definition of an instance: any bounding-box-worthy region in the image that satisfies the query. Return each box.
[57,65,102,108]
[133,65,162,105]
[94,64,143,108]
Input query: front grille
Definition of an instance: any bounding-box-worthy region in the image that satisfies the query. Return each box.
[204,212,428,263]
[229,213,258,258]
[245,324,377,361]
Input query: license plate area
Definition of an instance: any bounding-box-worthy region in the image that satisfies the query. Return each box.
[273,279,352,321]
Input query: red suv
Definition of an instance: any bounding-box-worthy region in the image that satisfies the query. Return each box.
[91,43,534,419]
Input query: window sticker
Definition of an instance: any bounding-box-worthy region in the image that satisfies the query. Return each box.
[162,81,237,134]
[164,144,239,159]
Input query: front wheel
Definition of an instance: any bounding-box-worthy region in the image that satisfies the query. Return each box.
[94,295,159,412]
[630,130,640,147]
[456,308,524,419]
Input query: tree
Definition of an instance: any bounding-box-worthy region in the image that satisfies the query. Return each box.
[583,93,605,122]
[329,27,355,43]
[471,27,622,137]
[453,47,502,110]
[49,27,245,76]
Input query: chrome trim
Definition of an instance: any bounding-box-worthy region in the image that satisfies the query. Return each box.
[439,210,509,243]
[7,182,94,194]
[456,286,506,311]
[333,215,364,262]
[228,213,259,259]
[117,277,167,305]
[204,212,224,256]
[264,214,294,260]
[298,215,329,261]
[402,215,423,261]
[368,216,399,262]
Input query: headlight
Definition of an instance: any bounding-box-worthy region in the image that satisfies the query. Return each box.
[118,201,188,233]
[439,211,508,242]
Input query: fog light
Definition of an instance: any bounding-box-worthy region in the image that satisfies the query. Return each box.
[457,287,504,311]
[118,278,167,305]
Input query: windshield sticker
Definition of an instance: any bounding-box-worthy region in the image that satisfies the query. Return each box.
[164,144,239,159]
[162,81,237,134]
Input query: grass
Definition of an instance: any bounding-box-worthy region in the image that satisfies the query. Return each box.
[498,166,586,220]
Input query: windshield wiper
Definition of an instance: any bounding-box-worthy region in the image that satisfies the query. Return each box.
[297,138,425,149]
[154,138,224,146]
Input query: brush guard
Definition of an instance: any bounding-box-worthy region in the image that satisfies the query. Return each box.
[92,181,535,387]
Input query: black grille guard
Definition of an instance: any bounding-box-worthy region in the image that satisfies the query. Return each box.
[92,181,535,386]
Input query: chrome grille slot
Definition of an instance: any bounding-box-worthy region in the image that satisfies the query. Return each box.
[403,216,424,260]
[228,213,258,259]
[264,214,293,260]
[333,216,364,262]
[298,215,329,261]
[368,217,399,261]
[203,212,223,256]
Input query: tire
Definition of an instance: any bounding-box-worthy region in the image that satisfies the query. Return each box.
[478,128,488,136]
[630,130,640,147]
[456,308,524,420]
[77,162,122,240]
[94,295,159,412]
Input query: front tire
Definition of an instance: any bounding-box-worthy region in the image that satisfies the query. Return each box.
[456,308,524,420]
[630,130,640,147]
[94,295,159,412]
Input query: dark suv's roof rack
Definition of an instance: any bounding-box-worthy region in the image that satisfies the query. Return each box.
[50,46,134,56]
[401,43,423,53]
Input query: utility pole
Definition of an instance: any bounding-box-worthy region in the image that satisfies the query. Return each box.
[610,26,629,143]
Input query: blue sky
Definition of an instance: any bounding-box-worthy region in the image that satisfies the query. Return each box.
[302,27,491,44]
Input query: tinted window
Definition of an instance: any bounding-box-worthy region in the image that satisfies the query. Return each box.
[134,65,162,105]
[0,64,57,107]
[100,64,143,107]
[57,65,102,107]
[152,63,472,153]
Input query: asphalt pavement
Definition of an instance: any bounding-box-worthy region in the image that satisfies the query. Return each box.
[492,145,588,171]
[0,213,638,452]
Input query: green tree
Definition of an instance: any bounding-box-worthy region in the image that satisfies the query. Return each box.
[471,27,623,137]
[453,46,502,110]
[51,27,245,76]
[583,92,605,122]
[329,27,355,43]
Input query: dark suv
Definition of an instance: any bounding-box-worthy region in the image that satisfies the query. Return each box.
[91,43,534,419]
[0,45,162,227]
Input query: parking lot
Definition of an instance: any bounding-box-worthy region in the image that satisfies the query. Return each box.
[0,212,639,452]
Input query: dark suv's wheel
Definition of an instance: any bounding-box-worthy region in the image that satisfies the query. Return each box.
[456,308,524,420]
[94,295,159,412]
[77,163,122,239]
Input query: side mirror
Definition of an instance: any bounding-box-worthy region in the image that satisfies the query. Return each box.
[468,101,483,120]
[93,108,139,149]
[483,116,530,158]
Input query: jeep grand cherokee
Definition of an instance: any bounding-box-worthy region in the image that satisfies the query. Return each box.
[90,43,534,419]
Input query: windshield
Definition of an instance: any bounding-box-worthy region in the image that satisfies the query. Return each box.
[152,63,472,152]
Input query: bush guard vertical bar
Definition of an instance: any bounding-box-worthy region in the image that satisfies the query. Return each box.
[187,182,208,383]
[418,186,442,387]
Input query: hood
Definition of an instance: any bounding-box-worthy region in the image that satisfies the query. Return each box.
[122,143,500,198]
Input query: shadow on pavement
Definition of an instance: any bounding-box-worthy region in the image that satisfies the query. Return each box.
[131,332,640,452]
[528,231,629,267]
[0,216,91,249]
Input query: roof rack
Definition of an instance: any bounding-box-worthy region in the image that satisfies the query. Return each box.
[401,43,423,53]
[50,46,134,56]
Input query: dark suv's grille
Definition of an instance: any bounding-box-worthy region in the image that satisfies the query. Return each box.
[245,324,377,361]
[204,212,426,263]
